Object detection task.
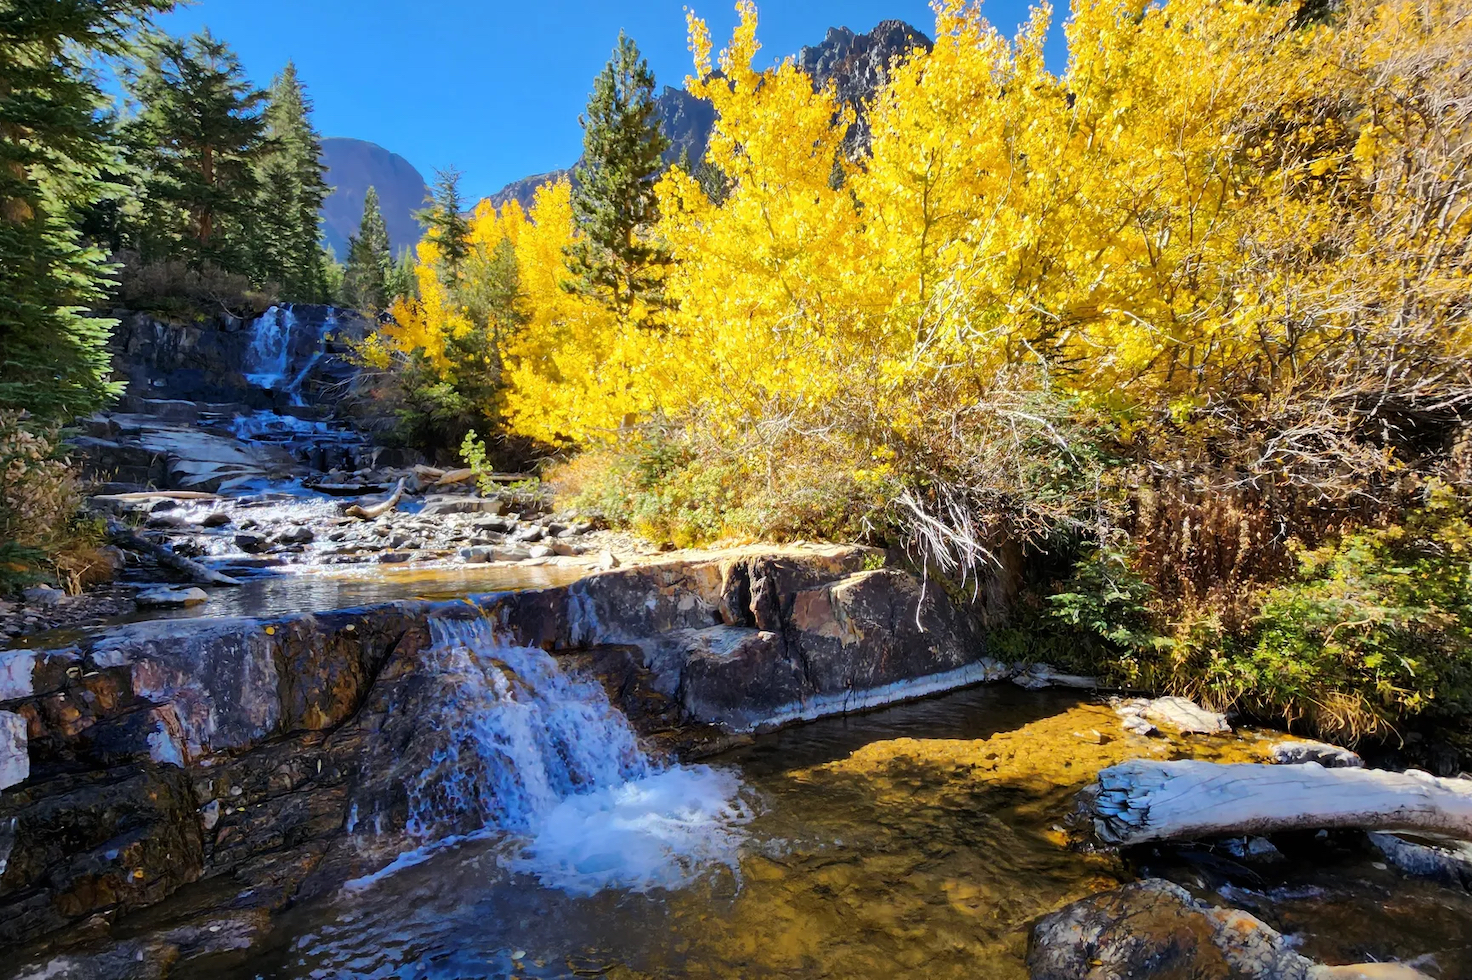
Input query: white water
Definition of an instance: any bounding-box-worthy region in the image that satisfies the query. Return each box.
[395,618,754,896]
[244,305,296,389]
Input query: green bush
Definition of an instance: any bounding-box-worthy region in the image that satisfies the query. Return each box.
[1204,484,1472,738]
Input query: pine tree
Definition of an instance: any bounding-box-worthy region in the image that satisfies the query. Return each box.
[386,248,417,303]
[123,30,266,273]
[0,0,175,421]
[417,167,469,280]
[343,186,392,311]
[254,62,329,300]
[563,31,671,325]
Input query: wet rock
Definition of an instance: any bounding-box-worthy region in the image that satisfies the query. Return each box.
[21,585,62,609]
[459,546,491,563]
[0,766,203,950]
[198,511,231,528]
[1028,878,1431,980]
[234,533,268,554]
[275,526,315,545]
[135,587,209,609]
[1271,740,1364,768]
[1,710,28,788]
[1369,831,1472,890]
[677,627,802,731]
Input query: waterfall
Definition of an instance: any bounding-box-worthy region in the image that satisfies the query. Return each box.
[284,306,336,406]
[387,618,754,897]
[244,305,296,389]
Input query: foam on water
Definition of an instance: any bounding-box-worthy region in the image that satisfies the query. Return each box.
[386,618,754,896]
[504,764,752,896]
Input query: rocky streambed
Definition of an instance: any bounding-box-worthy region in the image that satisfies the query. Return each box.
[1,545,1469,979]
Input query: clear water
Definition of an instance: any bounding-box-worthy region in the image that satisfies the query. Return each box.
[190,684,1472,980]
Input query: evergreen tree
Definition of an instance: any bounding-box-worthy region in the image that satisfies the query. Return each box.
[563,31,671,325]
[0,0,175,421]
[254,62,329,299]
[417,167,469,280]
[122,29,266,273]
[386,248,417,303]
[343,185,392,311]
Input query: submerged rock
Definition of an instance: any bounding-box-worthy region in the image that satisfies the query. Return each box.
[135,587,209,609]
[1271,740,1364,768]
[1028,878,1431,980]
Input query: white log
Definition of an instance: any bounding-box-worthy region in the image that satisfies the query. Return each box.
[345,478,406,520]
[1091,759,1472,846]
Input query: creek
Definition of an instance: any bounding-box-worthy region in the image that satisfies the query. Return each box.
[3,307,1471,980]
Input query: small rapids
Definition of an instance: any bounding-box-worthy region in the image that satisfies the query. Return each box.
[385,618,754,896]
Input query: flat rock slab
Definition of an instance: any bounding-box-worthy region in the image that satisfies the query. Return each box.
[136,587,210,609]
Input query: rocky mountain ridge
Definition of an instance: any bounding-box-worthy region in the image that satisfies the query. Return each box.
[491,18,932,211]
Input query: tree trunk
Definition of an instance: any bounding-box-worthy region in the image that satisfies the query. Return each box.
[1090,759,1472,846]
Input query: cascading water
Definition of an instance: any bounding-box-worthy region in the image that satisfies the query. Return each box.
[380,617,754,897]
[284,306,336,406]
[244,304,297,389]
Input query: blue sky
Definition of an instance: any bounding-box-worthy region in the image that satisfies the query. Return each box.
[156,0,1064,202]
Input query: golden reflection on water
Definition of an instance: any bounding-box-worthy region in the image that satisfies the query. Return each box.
[593,701,1275,980]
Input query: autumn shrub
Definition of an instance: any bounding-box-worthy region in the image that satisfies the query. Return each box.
[368,0,1472,738]
[0,413,111,593]
[114,250,277,322]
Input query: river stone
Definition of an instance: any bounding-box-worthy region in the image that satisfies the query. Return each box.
[136,586,210,609]
[199,511,232,528]
[1271,740,1364,768]
[1,710,28,789]
[1028,878,1432,980]
[1116,695,1230,736]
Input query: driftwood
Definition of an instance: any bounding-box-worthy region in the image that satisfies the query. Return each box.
[345,478,406,520]
[106,520,241,587]
[92,491,219,503]
[1090,760,1472,846]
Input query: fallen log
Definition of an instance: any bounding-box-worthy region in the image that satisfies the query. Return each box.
[345,477,406,520]
[1090,759,1472,846]
[106,519,241,587]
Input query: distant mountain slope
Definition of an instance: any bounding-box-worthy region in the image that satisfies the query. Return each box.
[320,137,429,260]
[490,19,930,211]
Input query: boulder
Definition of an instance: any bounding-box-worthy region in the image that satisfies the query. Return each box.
[1028,878,1431,980]
[1115,695,1230,736]
[135,587,209,609]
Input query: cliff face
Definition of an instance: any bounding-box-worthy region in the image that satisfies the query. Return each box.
[490,19,931,211]
[319,137,430,259]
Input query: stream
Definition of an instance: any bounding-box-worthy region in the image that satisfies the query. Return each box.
[6,307,1471,980]
[189,664,1472,980]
